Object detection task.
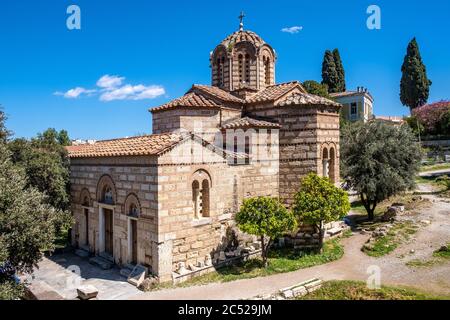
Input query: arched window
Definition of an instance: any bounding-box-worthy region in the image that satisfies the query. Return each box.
[322,148,329,178]
[104,186,114,205]
[217,56,225,87]
[192,180,201,219]
[245,135,251,165]
[238,54,243,83]
[192,170,212,219]
[264,57,271,85]
[329,147,336,183]
[129,203,139,218]
[201,180,210,217]
[244,54,250,84]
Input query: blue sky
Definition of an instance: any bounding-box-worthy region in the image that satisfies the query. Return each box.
[1,0,449,140]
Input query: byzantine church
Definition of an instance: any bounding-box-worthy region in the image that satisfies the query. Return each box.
[67,17,341,283]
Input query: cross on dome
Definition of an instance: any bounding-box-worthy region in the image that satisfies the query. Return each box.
[238,11,245,31]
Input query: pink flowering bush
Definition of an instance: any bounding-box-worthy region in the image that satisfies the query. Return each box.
[413,101,450,135]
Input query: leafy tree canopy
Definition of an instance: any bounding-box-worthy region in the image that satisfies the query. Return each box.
[341,121,422,220]
[333,49,346,92]
[8,128,71,211]
[302,80,330,98]
[322,49,346,94]
[293,173,350,251]
[236,197,297,267]
[0,143,72,298]
[400,38,432,111]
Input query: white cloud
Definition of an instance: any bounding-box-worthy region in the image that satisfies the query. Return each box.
[55,74,165,102]
[53,87,96,99]
[96,74,125,89]
[100,84,166,102]
[281,26,303,34]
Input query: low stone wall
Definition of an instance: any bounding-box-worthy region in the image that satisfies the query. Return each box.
[172,249,262,284]
[282,221,349,249]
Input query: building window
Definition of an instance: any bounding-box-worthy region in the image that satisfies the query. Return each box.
[329,147,336,183]
[264,57,271,85]
[217,56,225,87]
[238,54,243,83]
[103,186,114,205]
[322,148,329,178]
[351,103,357,116]
[192,180,210,219]
[244,135,250,165]
[201,180,210,217]
[129,203,139,218]
[244,54,250,84]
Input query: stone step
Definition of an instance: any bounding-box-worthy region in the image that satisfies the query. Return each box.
[89,256,113,270]
[326,227,342,236]
[127,265,148,287]
[119,266,134,278]
[75,249,90,258]
[99,252,114,263]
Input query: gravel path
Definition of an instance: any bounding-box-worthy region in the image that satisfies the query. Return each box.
[133,172,450,300]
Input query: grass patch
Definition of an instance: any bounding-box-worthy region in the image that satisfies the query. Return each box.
[405,258,439,268]
[420,163,450,173]
[362,221,419,257]
[54,227,70,249]
[153,239,344,291]
[433,243,450,259]
[297,280,449,300]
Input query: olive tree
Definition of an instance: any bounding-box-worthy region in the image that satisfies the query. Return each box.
[341,121,422,220]
[293,173,350,252]
[0,113,73,299]
[236,197,297,267]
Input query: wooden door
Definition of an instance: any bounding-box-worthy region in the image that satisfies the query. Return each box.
[131,220,138,264]
[104,209,113,255]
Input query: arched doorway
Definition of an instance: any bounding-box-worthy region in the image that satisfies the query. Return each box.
[125,193,141,265]
[97,175,116,256]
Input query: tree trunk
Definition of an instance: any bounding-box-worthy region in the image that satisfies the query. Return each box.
[361,194,377,221]
[317,222,324,253]
[260,235,268,268]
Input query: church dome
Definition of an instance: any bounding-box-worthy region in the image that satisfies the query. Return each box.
[211,13,276,93]
[219,30,266,51]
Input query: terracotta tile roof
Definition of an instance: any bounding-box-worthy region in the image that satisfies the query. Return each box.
[192,85,244,103]
[220,30,266,49]
[150,85,244,113]
[221,117,281,129]
[246,81,303,103]
[276,92,341,107]
[151,92,224,112]
[66,133,185,158]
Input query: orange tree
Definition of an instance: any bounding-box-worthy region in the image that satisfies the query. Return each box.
[293,173,350,252]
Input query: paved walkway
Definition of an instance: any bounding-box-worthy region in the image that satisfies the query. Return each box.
[29,254,140,300]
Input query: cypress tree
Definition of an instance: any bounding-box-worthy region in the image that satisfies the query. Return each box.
[322,50,340,93]
[400,38,432,112]
[333,49,346,92]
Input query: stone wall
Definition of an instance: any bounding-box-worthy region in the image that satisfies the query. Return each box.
[155,135,279,281]
[69,156,158,271]
[244,103,340,206]
[152,108,241,142]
